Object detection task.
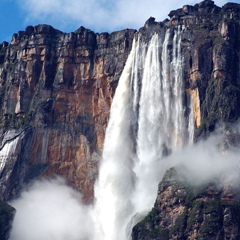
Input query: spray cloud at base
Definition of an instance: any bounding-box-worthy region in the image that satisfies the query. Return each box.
[9,131,240,240]
[9,27,240,240]
[9,177,95,240]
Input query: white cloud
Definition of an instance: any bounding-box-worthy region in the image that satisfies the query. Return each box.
[168,133,240,185]
[8,128,240,240]
[17,0,235,33]
[9,177,95,240]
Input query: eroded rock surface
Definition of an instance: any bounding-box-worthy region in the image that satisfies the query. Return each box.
[132,168,240,240]
[0,25,135,202]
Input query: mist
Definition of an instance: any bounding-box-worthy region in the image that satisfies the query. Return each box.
[8,128,240,240]
[9,177,95,240]
[170,133,240,185]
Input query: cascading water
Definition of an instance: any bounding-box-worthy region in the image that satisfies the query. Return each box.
[93,39,137,240]
[94,25,194,240]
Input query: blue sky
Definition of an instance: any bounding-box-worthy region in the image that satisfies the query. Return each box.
[0,0,240,43]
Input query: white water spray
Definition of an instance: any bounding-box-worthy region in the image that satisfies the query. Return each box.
[94,26,194,240]
[93,38,137,240]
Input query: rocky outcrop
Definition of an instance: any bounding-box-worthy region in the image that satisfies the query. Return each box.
[0,25,135,202]
[132,168,240,240]
[0,200,15,240]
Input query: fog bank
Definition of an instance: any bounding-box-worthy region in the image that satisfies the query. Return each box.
[9,178,94,240]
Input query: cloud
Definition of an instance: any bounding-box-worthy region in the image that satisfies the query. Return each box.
[9,177,95,240]
[16,0,233,33]
[8,129,240,240]
[168,132,240,185]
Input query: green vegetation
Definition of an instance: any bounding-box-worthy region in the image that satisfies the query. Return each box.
[135,207,160,228]
[132,167,240,240]
[198,202,222,238]
[169,210,187,237]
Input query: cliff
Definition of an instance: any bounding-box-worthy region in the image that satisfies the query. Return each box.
[132,1,240,239]
[0,25,135,202]
[132,168,240,240]
[1,0,240,239]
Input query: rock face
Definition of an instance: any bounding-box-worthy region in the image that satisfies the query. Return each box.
[0,25,135,202]
[170,0,240,133]
[1,0,240,239]
[132,2,240,239]
[132,168,240,240]
[0,200,15,240]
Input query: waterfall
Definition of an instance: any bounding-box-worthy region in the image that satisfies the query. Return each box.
[94,39,137,240]
[94,26,194,240]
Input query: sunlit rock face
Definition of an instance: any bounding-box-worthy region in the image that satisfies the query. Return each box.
[0,2,240,238]
[0,25,135,202]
